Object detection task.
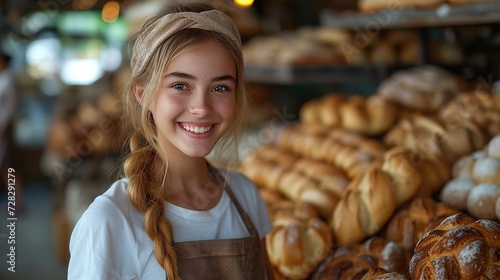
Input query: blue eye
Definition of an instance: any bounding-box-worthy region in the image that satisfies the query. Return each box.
[213,85,230,92]
[172,83,188,90]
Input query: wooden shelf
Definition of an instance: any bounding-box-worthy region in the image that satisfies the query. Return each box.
[320,2,500,29]
[244,64,481,85]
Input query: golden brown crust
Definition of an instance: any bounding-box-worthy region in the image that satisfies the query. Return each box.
[384,197,460,252]
[410,213,500,280]
[311,237,410,280]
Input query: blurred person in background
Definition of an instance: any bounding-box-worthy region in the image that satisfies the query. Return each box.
[0,50,24,211]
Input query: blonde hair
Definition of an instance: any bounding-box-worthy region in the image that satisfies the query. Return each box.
[121,2,249,279]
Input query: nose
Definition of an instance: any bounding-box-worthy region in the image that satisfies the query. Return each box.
[188,92,212,118]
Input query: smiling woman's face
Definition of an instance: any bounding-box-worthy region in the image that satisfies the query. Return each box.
[150,38,237,159]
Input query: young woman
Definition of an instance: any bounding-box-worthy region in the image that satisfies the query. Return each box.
[68,2,273,279]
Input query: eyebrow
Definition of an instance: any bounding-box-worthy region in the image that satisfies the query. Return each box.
[165,72,236,83]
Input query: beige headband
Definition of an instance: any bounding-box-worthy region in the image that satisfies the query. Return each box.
[130,10,242,78]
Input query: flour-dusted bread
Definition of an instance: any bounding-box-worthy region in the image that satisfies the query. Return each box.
[410,213,500,279]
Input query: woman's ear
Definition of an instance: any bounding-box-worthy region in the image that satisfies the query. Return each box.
[133,84,144,104]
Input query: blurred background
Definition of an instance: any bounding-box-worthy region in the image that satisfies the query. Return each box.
[0,0,499,279]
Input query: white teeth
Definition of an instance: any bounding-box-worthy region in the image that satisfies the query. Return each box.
[182,124,212,133]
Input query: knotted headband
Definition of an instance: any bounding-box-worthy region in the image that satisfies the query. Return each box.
[130,9,242,78]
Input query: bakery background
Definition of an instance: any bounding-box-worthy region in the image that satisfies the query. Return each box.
[0,0,500,279]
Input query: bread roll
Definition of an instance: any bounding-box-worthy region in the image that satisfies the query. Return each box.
[267,216,333,279]
[410,213,500,279]
[311,237,410,280]
[487,135,500,159]
[472,157,500,185]
[440,177,477,210]
[466,183,500,219]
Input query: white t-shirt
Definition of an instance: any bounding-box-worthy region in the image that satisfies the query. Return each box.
[68,169,272,280]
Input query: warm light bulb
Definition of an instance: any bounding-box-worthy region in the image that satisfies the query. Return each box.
[234,0,254,8]
[102,1,120,23]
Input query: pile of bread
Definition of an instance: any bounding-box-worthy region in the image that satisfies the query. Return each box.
[239,65,500,279]
[358,0,494,12]
[47,92,124,158]
[243,28,461,67]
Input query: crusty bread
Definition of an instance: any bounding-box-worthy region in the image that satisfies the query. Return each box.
[300,93,399,136]
[332,147,422,245]
[410,213,500,279]
[310,237,410,280]
[439,90,500,138]
[267,216,333,279]
[384,197,460,252]
[384,113,485,163]
[360,267,409,280]
[376,65,460,113]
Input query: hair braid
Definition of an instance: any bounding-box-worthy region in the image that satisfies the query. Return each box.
[124,131,180,279]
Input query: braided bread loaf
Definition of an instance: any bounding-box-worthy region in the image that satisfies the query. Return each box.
[360,267,409,280]
[310,237,410,280]
[410,213,500,279]
[300,93,399,136]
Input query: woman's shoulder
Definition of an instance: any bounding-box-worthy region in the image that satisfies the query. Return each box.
[76,178,138,227]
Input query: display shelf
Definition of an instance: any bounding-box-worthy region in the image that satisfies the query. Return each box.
[244,64,482,85]
[244,65,377,84]
[320,2,500,29]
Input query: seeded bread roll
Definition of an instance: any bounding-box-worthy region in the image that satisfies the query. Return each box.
[410,214,500,280]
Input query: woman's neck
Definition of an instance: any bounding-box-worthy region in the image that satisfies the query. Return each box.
[163,155,223,211]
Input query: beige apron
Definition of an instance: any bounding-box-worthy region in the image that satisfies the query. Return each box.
[172,165,269,280]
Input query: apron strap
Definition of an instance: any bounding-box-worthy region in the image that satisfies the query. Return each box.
[207,162,260,238]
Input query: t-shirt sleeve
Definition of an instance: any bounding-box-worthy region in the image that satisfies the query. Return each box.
[68,196,140,280]
[229,171,273,240]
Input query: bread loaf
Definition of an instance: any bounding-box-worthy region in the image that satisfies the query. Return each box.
[332,147,422,245]
[267,216,333,279]
[472,157,500,185]
[487,135,500,158]
[410,213,500,279]
[360,267,409,280]
[300,94,399,136]
[384,197,460,252]
[376,65,460,113]
[310,237,410,280]
[384,113,485,162]
[439,90,500,138]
